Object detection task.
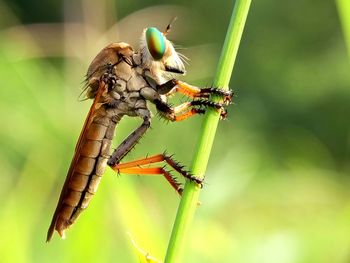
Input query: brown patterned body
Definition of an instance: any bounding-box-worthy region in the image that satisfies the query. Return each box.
[47,106,122,239]
[47,43,153,241]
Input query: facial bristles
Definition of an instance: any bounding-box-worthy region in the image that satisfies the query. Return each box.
[174,48,189,65]
[140,27,186,83]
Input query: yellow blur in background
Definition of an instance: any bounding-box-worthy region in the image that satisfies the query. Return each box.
[0,0,350,262]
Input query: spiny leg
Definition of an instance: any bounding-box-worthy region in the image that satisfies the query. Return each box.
[114,153,201,183]
[115,167,183,195]
[157,79,233,103]
[176,81,233,104]
[110,153,203,195]
[107,116,151,166]
[154,99,227,122]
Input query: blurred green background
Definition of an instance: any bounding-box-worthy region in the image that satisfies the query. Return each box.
[1,0,350,262]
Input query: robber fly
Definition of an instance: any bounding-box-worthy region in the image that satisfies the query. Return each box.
[47,21,232,242]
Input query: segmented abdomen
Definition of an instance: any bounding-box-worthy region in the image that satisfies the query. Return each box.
[49,107,118,239]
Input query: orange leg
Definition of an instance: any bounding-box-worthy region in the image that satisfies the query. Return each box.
[171,100,227,121]
[156,99,225,122]
[109,153,203,195]
[174,108,205,122]
[168,102,205,122]
[154,79,231,122]
[156,79,232,103]
[175,81,201,97]
[117,167,183,195]
[175,81,233,104]
[115,154,165,169]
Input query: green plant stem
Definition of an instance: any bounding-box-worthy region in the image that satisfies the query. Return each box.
[336,0,350,59]
[164,1,252,262]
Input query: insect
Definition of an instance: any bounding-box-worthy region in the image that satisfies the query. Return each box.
[47,22,232,242]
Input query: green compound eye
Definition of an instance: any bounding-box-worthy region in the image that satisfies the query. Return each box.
[146,27,166,60]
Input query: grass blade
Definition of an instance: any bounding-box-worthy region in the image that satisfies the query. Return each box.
[336,0,350,58]
[164,1,252,262]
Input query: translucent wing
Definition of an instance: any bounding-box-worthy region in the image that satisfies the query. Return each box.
[46,79,107,241]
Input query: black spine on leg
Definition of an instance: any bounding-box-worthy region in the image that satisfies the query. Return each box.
[190,100,224,110]
[200,87,233,98]
[163,154,203,186]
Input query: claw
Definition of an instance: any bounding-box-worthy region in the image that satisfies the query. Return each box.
[222,89,234,105]
[178,187,184,195]
[215,89,233,105]
[188,174,204,187]
[220,108,228,120]
[190,99,224,110]
[199,87,233,105]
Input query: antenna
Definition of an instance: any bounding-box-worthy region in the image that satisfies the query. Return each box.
[164,16,178,36]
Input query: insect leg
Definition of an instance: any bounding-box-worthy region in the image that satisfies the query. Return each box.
[111,153,203,188]
[154,99,227,121]
[107,116,150,166]
[176,81,233,103]
[116,167,183,195]
[111,155,184,194]
[157,79,233,103]
[156,79,178,95]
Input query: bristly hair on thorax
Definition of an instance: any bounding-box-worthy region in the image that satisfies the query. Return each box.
[80,23,187,100]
